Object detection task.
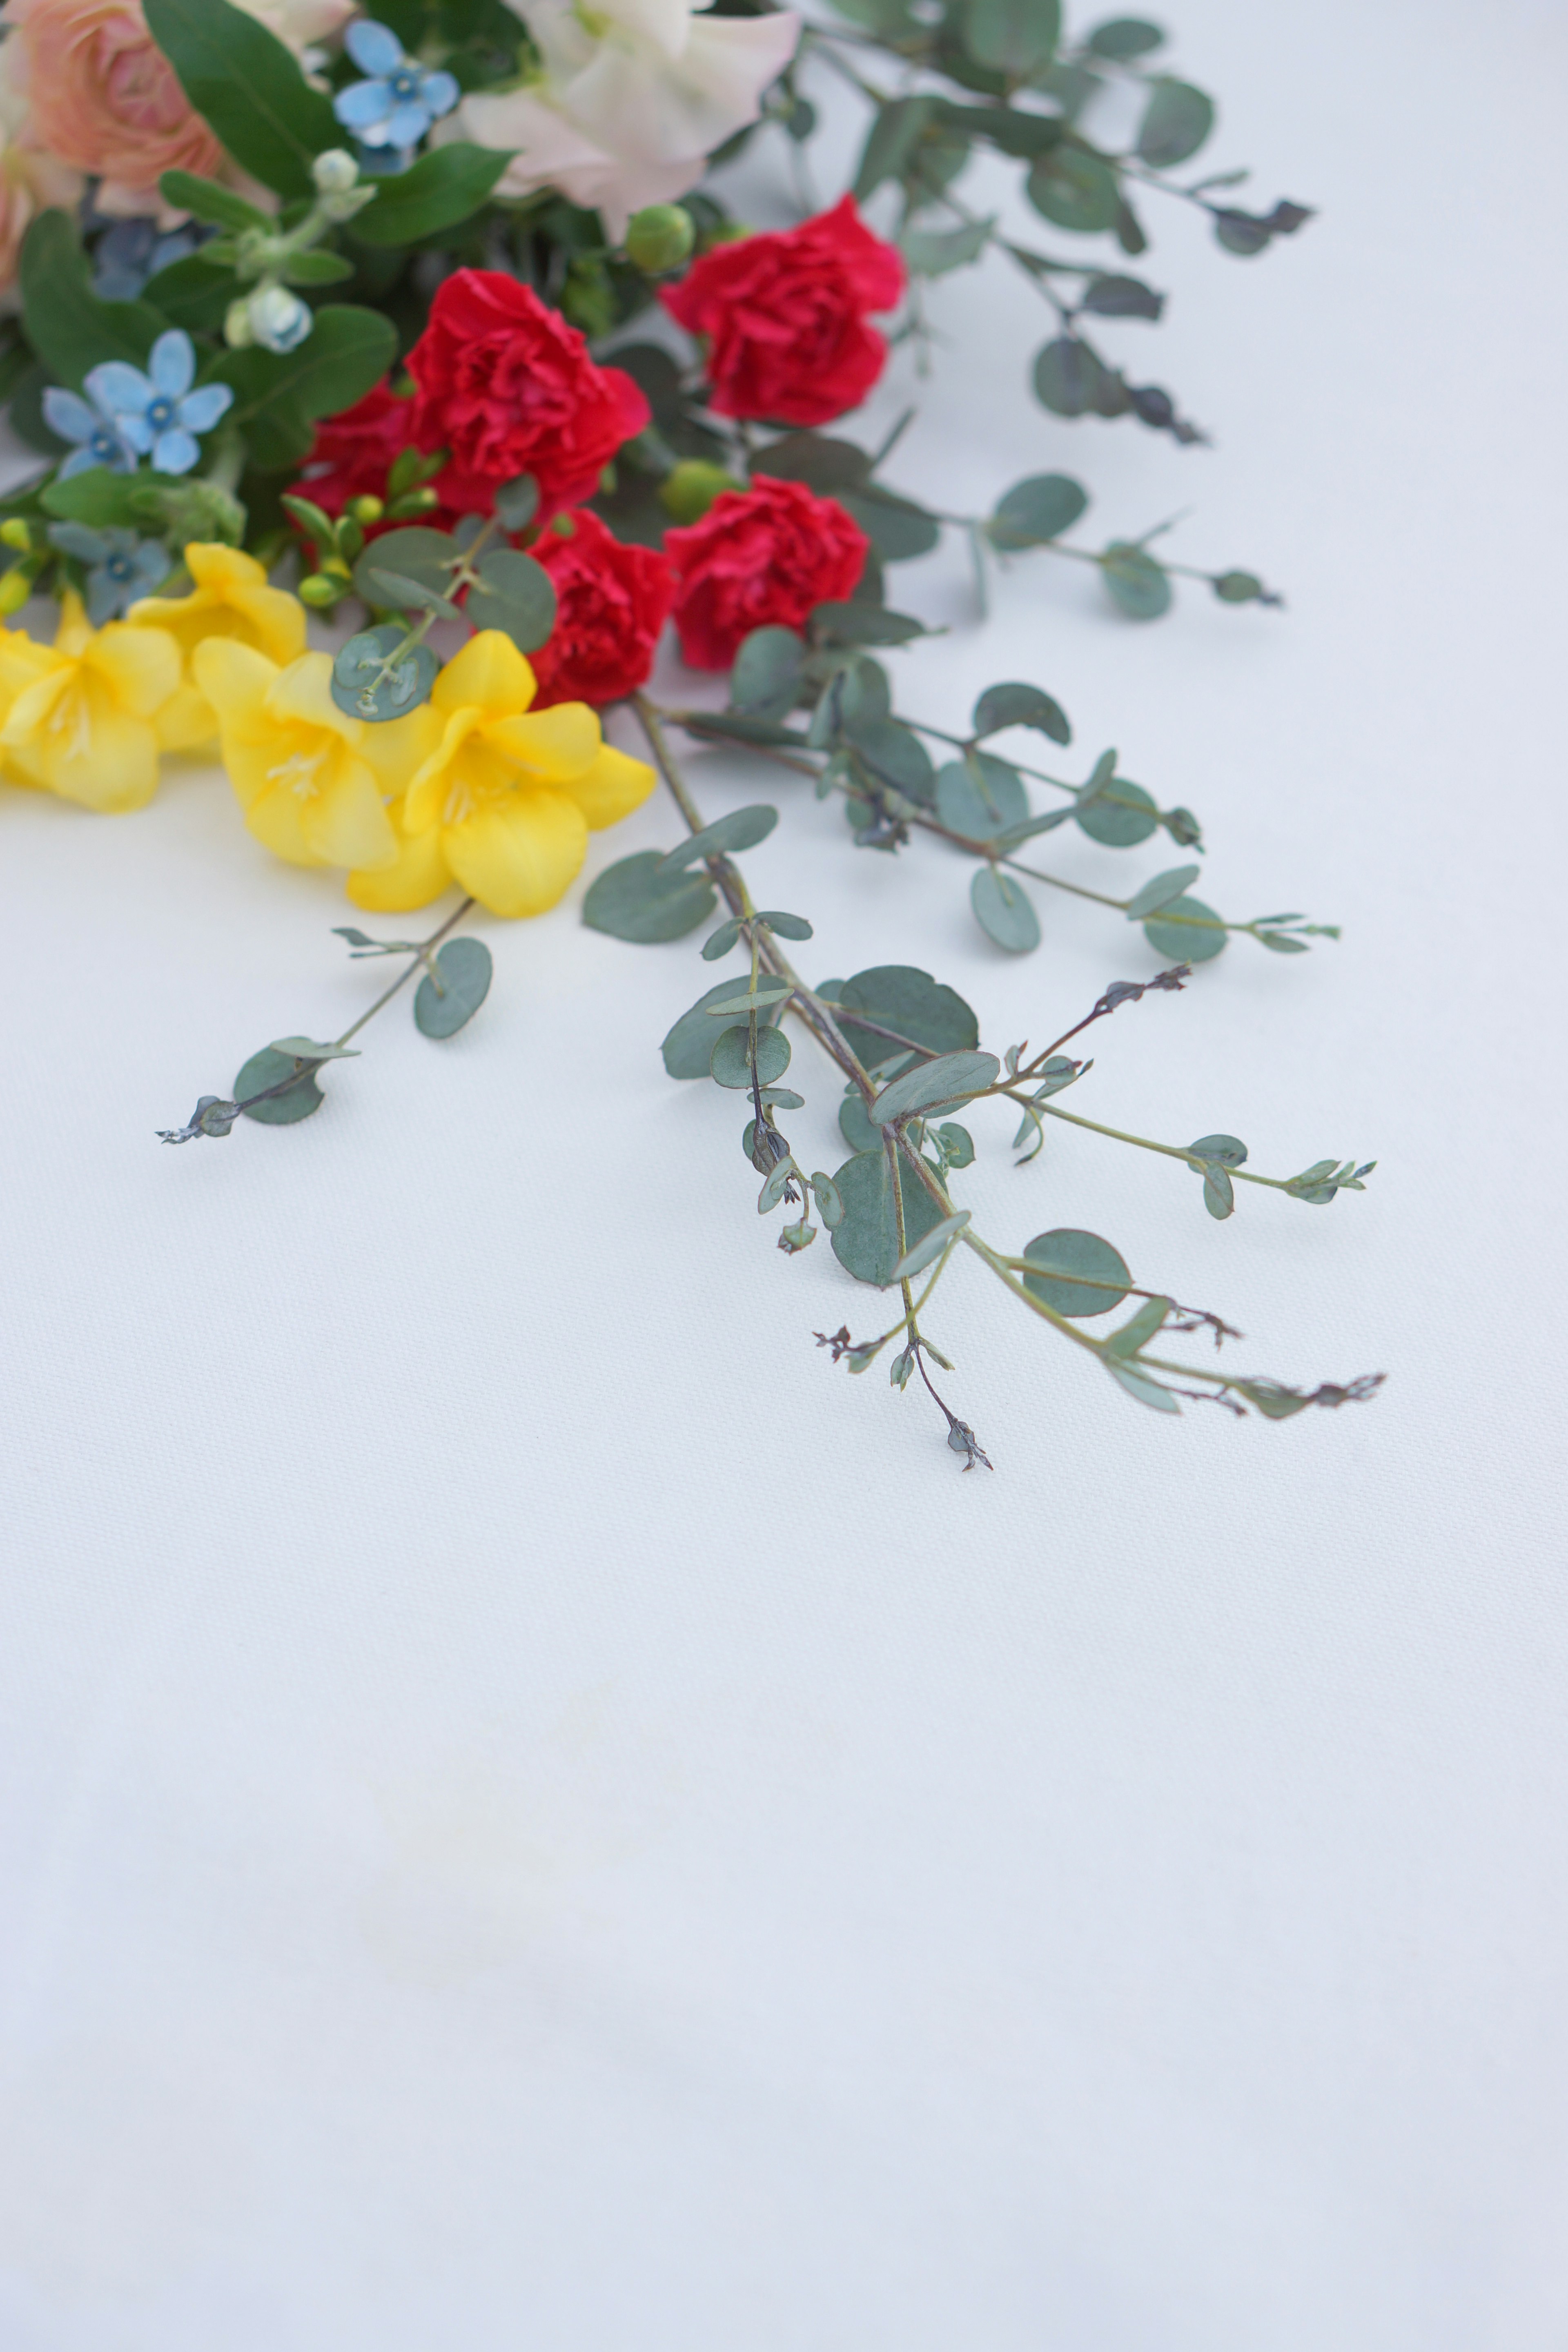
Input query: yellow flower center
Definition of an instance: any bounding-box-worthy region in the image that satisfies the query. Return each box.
[267,740,329,799]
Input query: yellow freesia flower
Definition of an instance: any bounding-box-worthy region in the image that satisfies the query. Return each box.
[0,621,61,791]
[0,592,180,813]
[128,542,307,751]
[194,640,435,873]
[346,630,655,918]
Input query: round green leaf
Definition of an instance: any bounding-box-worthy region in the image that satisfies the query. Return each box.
[965,0,1060,78]
[1102,542,1173,620]
[414,937,492,1039]
[1021,1228,1132,1317]
[971,865,1040,952]
[847,718,936,805]
[470,547,556,652]
[936,754,1028,840]
[839,1091,882,1154]
[1189,1133,1248,1165]
[971,681,1071,744]
[711,1023,791,1089]
[935,1122,975,1167]
[829,965,979,1068]
[1086,18,1164,60]
[659,804,778,873]
[349,528,457,606]
[731,626,804,718]
[986,473,1087,549]
[1027,152,1120,234]
[1143,895,1227,962]
[234,1045,323,1125]
[661,978,786,1077]
[332,624,438,722]
[1075,775,1158,846]
[829,1149,947,1287]
[1136,78,1214,169]
[584,850,716,944]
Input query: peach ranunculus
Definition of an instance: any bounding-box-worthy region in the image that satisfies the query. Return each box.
[0,0,223,221]
[0,39,84,301]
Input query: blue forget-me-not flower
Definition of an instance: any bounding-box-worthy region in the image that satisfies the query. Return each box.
[78,331,234,477]
[40,388,141,481]
[46,523,173,626]
[333,20,459,153]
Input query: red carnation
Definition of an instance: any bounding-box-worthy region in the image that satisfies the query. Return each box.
[406,270,650,519]
[662,196,904,428]
[291,381,431,529]
[664,477,870,670]
[528,510,675,709]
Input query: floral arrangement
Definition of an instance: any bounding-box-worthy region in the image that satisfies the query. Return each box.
[0,0,1379,1463]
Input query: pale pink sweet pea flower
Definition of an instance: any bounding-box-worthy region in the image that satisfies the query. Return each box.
[0,39,85,302]
[451,0,800,241]
[0,0,224,220]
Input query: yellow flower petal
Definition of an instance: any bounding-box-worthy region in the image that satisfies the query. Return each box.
[483,699,603,783]
[40,686,161,813]
[154,680,219,752]
[53,590,91,658]
[301,751,399,871]
[347,802,453,911]
[130,546,307,748]
[87,622,181,720]
[441,785,588,918]
[433,630,536,717]
[359,700,444,800]
[403,706,482,833]
[264,650,362,744]
[555,743,657,830]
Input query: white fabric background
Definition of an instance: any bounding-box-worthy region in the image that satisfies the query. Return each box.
[3,0,1566,2343]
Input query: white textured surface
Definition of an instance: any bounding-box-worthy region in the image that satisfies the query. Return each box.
[3,0,1566,2344]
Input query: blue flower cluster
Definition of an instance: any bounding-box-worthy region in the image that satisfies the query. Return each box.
[333,20,459,155]
[42,331,234,481]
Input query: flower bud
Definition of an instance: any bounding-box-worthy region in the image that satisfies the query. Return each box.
[658,459,741,526]
[345,494,384,526]
[312,148,359,195]
[0,567,30,615]
[624,203,695,275]
[298,572,342,608]
[248,284,312,355]
[0,518,31,552]
[224,297,255,349]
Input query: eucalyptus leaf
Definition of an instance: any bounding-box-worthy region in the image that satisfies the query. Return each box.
[469,548,556,652]
[1143,895,1227,962]
[1189,1133,1248,1165]
[1027,149,1120,233]
[702,982,795,1017]
[585,851,717,945]
[1079,272,1164,319]
[661,977,786,1077]
[1102,541,1173,619]
[838,486,942,564]
[971,866,1040,951]
[985,471,1087,549]
[1201,1163,1235,1219]
[811,1172,845,1228]
[848,718,936,804]
[1107,1295,1170,1356]
[1137,78,1215,168]
[891,1209,971,1283]
[492,474,540,534]
[701,916,744,962]
[268,1036,359,1061]
[711,1023,791,1089]
[1076,770,1158,847]
[1021,1228,1131,1317]
[1106,1359,1182,1412]
[1124,864,1201,918]
[363,568,463,621]
[350,527,457,605]
[414,938,492,1039]
[658,804,778,872]
[902,216,993,274]
[731,626,805,718]
[829,965,978,1067]
[331,624,438,722]
[871,1049,1000,1123]
[1086,17,1163,58]
[936,753,1028,840]
[829,1148,947,1287]
[811,601,926,647]
[935,1122,975,1168]
[965,0,1059,76]
[234,1045,324,1125]
[971,680,1071,744]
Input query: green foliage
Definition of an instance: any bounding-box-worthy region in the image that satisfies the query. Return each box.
[1102,541,1174,619]
[414,939,492,1038]
[660,979,786,1078]
[986,472,1088,548]
[144,0,338,199]
[1143,895,1227,962]
[871,1049,1000,1123]
[936,753,1028,840]
[331,625,438,721]
[585,852,717,944]
[659,805,778,871]
[826,967,979,1070]
[829,1149,948,1287]
[972,681,1071,744]
[212,307,397,471]
[711,1023,791,1089]
[21,212,165,392]
[1021,1229,1132,1317]
[972,866,1040,951]
[964,0,1061,81]
[352,147,514,246]
[466,548,557,653]
[234,1046,324,1124]
[1137,79,1215,169]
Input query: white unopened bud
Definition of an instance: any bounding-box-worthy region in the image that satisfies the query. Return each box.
[312,147,359,195]
[249,283,312,354]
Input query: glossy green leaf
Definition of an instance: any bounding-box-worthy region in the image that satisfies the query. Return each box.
[414,937,492,1038]
[144,0,339,199]
[352,144,514,245]
[158,172,271,232]
[1143,894,1227,962]
[20,212,165,392]
[586,851,717,946]
[210,307,396,467]
[710,1023,791,1089]
[1021,1228,1131,1317]
[661,977,786,1076]
[829,1148,947,1286]
[971,865,1040,951]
